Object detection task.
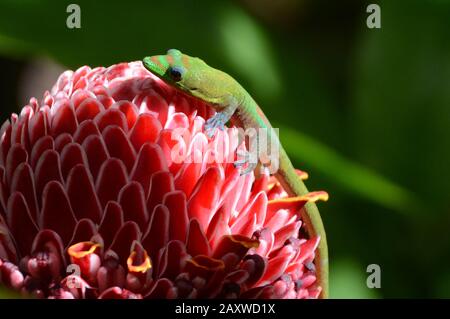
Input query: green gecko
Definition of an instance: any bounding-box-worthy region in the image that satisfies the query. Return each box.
[143,49,329,298]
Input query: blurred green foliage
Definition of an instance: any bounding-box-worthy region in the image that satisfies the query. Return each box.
[0,0,448,298]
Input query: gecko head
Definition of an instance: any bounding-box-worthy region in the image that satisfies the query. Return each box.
[143,49,213,101]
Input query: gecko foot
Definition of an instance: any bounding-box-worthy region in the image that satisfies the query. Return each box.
[239,162,257,175]
[234,150,257,175]
[205,112,228,138]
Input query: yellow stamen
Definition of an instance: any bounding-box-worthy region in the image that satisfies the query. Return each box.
[68,242,101,259]
[268,191,329,205]
[226,235,260,249]
[127,250,152,274]
[186,255,225,272]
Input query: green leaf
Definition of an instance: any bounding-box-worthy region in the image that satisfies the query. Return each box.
[0,286,21,299]
[352,0,450,213]
[0,1,280,101]
[278,123,422,213]
[218,5,282,101]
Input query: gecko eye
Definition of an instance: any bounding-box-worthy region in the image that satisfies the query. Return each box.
[168,67,183,82]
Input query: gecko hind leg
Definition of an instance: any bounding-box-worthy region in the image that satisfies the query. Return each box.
[234,149,250,167]
[239,161,257,175]
[234,149,258,175]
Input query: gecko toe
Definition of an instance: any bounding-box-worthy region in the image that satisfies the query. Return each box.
[233,160,246,167]
[205,113,228,138]
[239,162,257,175]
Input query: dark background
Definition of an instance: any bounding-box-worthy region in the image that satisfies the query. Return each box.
[0,0,449,298]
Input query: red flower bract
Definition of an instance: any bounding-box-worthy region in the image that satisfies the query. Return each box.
[0,61,327,299]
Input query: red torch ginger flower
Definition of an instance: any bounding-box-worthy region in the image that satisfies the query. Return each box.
[0,61,327,299]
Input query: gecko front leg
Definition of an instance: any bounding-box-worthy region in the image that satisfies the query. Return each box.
[203,96,257,175]
[204,96,239,138]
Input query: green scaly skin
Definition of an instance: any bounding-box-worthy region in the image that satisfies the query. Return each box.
[143,49,329,298]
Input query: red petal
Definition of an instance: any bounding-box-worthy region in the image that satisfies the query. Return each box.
[6,192,38,257]
[39,181,77,245]
[157,129,180,171]
[186,219,211,257]
[98,201,124,250]
[206,207,230,250]
[273,221,302,251]
[109,221,141,266]
[147,171,174,217]
[0,260,24,290]
[163,191,189,242]
[230,214,257,238]
[0,168,7,218]
[0,122,12,167]
[296,237,320,264]
[72,67,90,89]
[102,126,136,173]
[187,166,222,230]
[71,88,96,108]
[264,209,292,233]
[66,164,102,223]
[30,135,54,169]
[95,158,128,208]
[254,228,274,257]
[82,135,110,180]
[129,114,162,152]
[139,94,169,127]
[158,240,187,280]
[212,235,259,260]
[68,219,98,248]
[60,143,89,180]
[96,252,126,293]
[20,116,31,154]
[0,224,18,263]
[118,182,149,226]
[184,255,224,279]
[114,101,138,130]
[51,102,78,137]
[130,143,168,197]
[6,143,28,185]
[10,115,25,145]
[98,287,141,299]
[240,254,267,287]
[95,108,128,133]
[97,95,115,109]
[145,278,173,299]
[31,229,66,266]
[34,150,63,201]
[75,98,104,123]
[54,133,73,153]
[28,111,48,146]
[237,191,267,229]
[257,246,296,286]
[174,162,202,198]
[142,204,169,265]
[73,120,101,145]
[251,174,270,196]
[10,163,39,221]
